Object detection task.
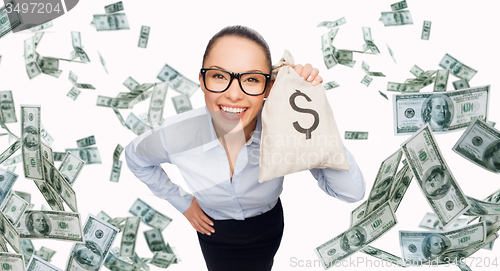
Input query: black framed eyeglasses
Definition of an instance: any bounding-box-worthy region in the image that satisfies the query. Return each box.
[200,68,271,96]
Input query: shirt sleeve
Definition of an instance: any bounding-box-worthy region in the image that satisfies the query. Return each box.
[309,146,366,203]
[124,128,194,214]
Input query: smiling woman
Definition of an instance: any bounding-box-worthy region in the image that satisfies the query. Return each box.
[125,25,366,271]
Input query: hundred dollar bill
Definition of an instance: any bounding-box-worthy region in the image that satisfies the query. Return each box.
[436,231,498,265]
[30,21,53,32]
[387,82,421,93]
[379,91,388,100]
[96,211,111,223]
[364,150,402,217]
[452,118,500,173]
[96,96,131,109]
[150,252,176,269]
[433,69,449,92]
[386,44,396,63]
[24,36,42,79]
[1,193,28,225]
[148,83,168,125]
[58,152,85,186]
[380,10,413,26]
[360,75,373,87]
[419,212,468,231]
[360,246,405,267]
[33,179,64,211]
[421,21,431,40]
[478,188,500,249]
[0,252,25,270]
[0,2,22,40]
[399,222,486,265]
[345,131,368,140]
[393,86,490,135]
[172,95,193,114]
[39,123,53,146]
[463,196,500,216]
[113,109,125,128]
[67,88,80,101]
[452,79,469,90]
[93,13,130,31]
[157,64,199,97]
[362,27,379,54]
[21,239,34,265]
[71,32,90,63]
[53,152,65,162]
[124,113,151,136]
[113,144,124,164]
[391,0,407,10]
[18,210,83,242]
[35,246,56,262]
[0,211,20,253]
[129,199,172,230]
[324,81,339,90]
[104,249,134,271]
[109,160,122,182]
[105,1,123,13]
[0,139,20,165]
[66,214,119,271]
[388,164,413,212]
[21,105,44,180]
[315,202,397,269]
[38,57,59,72]
[65,147,101,165]
[0,91,16,123]
[350,201,367,227]
[97,51,108,74]
[27,255,62,271]
[76,135,96,148]
[138,26,150,48]
[69,71,78,86]
[401,124,470,227]
[14,191,31,204]
[41,156,78,212]
[75,83,95,90]
[410,65,424,77]
[317,17,346,28]
[33,32,44,48]
[123,77,139,91]
[144,228,168,252]
[439,54,477,81]
[120,217,140,257]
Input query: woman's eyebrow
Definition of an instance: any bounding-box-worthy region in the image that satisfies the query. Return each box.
[209,65,264,73]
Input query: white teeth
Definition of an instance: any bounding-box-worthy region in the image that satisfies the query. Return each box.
[220,105,246,114]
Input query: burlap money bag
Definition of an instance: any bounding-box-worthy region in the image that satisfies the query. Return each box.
[259,50,350,183]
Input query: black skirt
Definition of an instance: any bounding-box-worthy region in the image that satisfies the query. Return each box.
[197,198,284,271]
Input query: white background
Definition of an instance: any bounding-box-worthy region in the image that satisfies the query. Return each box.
[1,0,499,270]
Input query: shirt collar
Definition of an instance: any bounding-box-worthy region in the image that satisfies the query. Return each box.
[202,102,263,152]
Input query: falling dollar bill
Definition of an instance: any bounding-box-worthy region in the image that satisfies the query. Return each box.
[452,118,500,173]
[65,147,101,164]
[35,246,56,262]
[14,191,31,204]
[1,193,28,226]
[0,211,20,253]
[97,51,108,74]
[391,0,407,10]
[76,135,96,148]
[399,222,486,265]
[30,21,53,32]
[119,217,140,257]
[58,152,85,186]
[452,79,469,90]
[0,252,25,271]
[21,105,44,180]
[410,65,424,77]
[148,82,168,125]
[393,86,490,135]
[150,252,176,269]
[110,160,122,182]
[138,26,150,48]
[66,214,119,271]
[379,91,389,100]
[388,163,413,212]
[157,64,199,97]
[364,150,402,217]
[0,91,16,123]
[96,211,111,223]
[350,200,367,227]
[33,179,64,211]
[315,202,397,270]
[27,255,62,271]
[324,81,340,90]
[317,17,346,28]
[24,37,42,79]
[71,32,90,63]
[41,156,78,212]
[144,228,169,252]
[93,13,130,31]
[421,21,431,40]
[360,75,373,87]
[387,82,422,93]
[172,95,193,114]
[433,69,449,92]
[360,246,406,267]
[344,131,368,140]
[113,144,124,164]
[104,249,135,271]
[418,212,468,231]
[123,77,139,91]
[362,27,380,54]
[17,210,83,242]
[380,10,413,26]
[129,199,172,230]
[67,87,81,101]
[439,53,477,81]
[53,152,65,162]
[463,196,500,216]
[478,188,500,250]
[105,1,123,13]
[401,124,470,227]
[386,44,396,63]
[0,140,21,165]
[124,113,151,136]
[0,2,22,40]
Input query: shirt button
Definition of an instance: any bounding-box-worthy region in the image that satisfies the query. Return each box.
[231,195,235,199]
[236,210,240,213]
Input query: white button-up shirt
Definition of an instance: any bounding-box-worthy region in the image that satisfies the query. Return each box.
[125,104,366,220]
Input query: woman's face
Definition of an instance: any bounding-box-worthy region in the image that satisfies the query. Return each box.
[200,36,271,137]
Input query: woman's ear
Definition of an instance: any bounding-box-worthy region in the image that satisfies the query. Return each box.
[199,73,206,94]
[263,80,274,99]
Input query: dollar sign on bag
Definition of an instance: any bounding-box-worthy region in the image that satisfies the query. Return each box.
[289,89,319,139]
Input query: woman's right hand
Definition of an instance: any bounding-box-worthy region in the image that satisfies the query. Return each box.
[182,197,215,235]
